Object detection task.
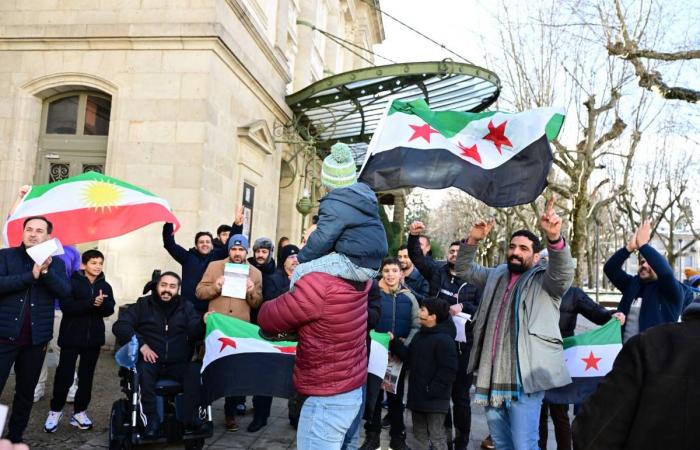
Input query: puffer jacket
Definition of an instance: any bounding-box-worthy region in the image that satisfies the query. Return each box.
[0,245,71,345]
[58,271,115,347]
[375,282,420,344]
[257,272,371,396]
[457,241,575,393]
[298,182,388,270]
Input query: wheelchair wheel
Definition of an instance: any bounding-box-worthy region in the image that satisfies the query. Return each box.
[183,438,205,450]
[109,399,132,450]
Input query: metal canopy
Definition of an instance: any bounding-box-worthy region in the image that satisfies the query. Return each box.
[285,61,501,159]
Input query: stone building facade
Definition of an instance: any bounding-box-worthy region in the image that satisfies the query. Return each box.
[0,0,384,326]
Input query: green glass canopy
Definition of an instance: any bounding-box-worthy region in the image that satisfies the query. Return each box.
[285,60,501,162]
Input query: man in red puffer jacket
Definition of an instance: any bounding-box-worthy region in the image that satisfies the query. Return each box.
[258,271,370,450]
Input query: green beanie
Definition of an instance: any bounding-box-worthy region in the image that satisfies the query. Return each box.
[321,143,357,190]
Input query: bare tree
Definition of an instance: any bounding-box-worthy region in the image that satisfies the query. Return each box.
[605,0,700,103]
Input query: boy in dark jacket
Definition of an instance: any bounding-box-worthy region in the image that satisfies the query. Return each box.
[45,249,115,432]
[389,298,458,450]
[290,142,388,290]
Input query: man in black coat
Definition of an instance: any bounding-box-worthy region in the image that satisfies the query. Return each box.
[572,297,700,450]
[0,216,71,443]
[407,221,480,450]
[112,272,205,439]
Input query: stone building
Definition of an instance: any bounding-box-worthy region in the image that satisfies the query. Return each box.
[0,0,384,320]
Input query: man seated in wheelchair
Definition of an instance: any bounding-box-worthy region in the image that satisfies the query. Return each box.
[113,271,207,439]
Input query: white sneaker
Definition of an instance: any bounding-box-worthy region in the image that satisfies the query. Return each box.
[70,411,93,430]
[44,411,63,433]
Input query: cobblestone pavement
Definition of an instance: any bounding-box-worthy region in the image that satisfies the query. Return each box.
[1,351,566,450]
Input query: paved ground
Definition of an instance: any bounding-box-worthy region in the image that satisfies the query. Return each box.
[3,313,604,449]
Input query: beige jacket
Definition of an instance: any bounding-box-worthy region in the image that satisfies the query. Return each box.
[195,258,263,322]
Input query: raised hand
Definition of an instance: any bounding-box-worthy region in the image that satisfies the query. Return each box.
[539,195,562,241]
[94,289,108,307]
[17,185,30,199]
[467,219,495,244]
[409,221,426,236]
[635,220,652,248]
[234,205,245,226]
[625,229,638,252]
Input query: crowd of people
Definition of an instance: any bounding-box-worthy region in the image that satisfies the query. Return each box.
[1,142,699,450]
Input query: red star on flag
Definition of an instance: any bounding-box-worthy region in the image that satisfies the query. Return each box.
[581,351,602,371]
[482,120,513,154]
[458,142,481,164]
[408,124,440,143]
[274,346,297,354]
[218,337,237,352]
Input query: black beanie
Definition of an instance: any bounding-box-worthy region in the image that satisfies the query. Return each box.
[279,245,300,264]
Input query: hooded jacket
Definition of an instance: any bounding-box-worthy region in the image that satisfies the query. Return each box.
[58,270,115,347]
[390,318,458,413]
[572,299,700,450]
[298,182,388,270]
[112,293,203,364]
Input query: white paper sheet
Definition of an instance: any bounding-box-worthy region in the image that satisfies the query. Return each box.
[222,263,250,298]
[26,238,63,265]
[452,312,472,343]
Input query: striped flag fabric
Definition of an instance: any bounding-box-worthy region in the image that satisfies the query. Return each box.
[359,99,565,207]
[3,171,179,246]
[545,319,623,405]
[202,313,390,402]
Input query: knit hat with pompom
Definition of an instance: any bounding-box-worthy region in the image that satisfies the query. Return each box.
[321,143,357,190]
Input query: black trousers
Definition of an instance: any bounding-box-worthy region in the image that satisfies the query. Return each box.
[539,401,572,450]
[252,395,272,421]
[50,346,100,413]
[137,360,204,426]
[0,342,47,443]
[366,366,406,437]
[445,343,473,444]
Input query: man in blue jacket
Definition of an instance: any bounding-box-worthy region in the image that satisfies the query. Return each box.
[604,220,685,342]
[0,216,71,443]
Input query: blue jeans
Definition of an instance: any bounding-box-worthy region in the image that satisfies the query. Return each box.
[297,387,363,450]
[341,384,367,450]
[485,391,544,450]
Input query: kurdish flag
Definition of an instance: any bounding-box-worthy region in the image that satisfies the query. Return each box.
[3,172,179,246]
[545,319,623,405]
[359,99,565,207]
[202,313,389,403]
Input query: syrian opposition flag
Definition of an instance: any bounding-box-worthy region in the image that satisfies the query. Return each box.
[3,171,179,246]
[545,319,622,405]
[359,99,565,207]
[201,313,390,403]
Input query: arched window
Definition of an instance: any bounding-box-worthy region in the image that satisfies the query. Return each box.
[37,91,111,183]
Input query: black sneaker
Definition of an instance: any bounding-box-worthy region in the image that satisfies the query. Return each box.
[381,413,391,428]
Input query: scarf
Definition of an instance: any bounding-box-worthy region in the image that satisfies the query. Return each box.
[473,276,521,407]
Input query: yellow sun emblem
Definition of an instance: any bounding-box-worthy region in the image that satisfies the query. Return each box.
[82,180,123,211]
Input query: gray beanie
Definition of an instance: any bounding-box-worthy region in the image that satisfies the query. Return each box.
[253,237,274,254]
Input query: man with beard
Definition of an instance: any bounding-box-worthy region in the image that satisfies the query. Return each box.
[407,223,480,450]
[196,234,262,431]
[112,272,205,440]
[604,220,685,342]
[456,196,575,450]
[0,216,71,444]
[398,244,429,304]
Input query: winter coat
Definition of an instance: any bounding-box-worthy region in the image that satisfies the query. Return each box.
[559,287,612,338]
[457,241,575,394]
[0,245,71,345]
[572,299,700,450]
[604,244,685,335]
[298,182,388,270]
[112,293,203,364]
[257,272,371,396]
[375,283,420,344]
[248,256,276,324]
[390,318,458,413]
[195,259,263,323]
[248,256,276,276]
[403,266,429,304]
[58,271,115,347]
[263,268,291,301]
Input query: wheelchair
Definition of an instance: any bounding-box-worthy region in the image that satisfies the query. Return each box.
[109,364,213,450]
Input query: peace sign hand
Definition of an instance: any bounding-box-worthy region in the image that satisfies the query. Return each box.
[539,194,562,241]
